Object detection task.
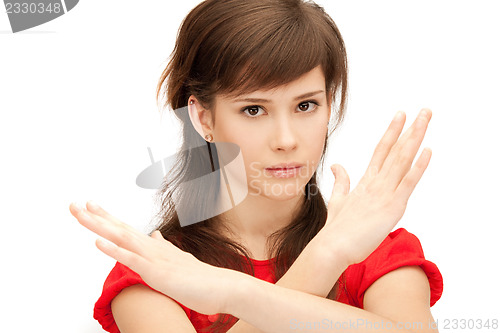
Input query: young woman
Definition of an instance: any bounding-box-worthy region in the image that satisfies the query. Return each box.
[69,0,443,332]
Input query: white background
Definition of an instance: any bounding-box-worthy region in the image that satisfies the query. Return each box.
[1,1,499,332]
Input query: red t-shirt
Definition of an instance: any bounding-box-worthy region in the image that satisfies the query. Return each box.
[94,228,443,333]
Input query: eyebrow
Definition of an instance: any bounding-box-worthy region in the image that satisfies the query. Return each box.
[232,90,325,103]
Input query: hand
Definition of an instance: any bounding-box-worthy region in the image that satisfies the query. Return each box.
[69,201,238,315]
[323,109,432,266]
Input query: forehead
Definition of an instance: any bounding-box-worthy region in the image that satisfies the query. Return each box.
[218,66,326,102]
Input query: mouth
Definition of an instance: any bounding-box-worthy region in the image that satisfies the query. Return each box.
[264,164,304,178]
[265,162,304,170]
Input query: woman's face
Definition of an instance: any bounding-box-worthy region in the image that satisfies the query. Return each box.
[211,65,331,201]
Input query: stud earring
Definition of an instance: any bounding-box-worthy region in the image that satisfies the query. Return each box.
[189,100,194,105]
[205,134,213,142]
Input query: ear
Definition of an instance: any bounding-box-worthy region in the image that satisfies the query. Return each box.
[187,96,213,139]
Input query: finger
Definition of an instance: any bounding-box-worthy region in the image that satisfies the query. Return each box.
[72,207,146,255]
[331,164,350,198]
[379,109,431,176]
[69,202,85,217]
[366,111,406,174]
[383,109,432,189]
[69,202,109,225]
[95,238,147,274]
[394,147,432,203]
[82,201,137,235]
[149,230,180,254]
[86,201,123,225]
[150,230,165,240]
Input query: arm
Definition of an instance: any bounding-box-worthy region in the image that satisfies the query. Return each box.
[108,237,437,333]
[364,266,438,332]
[224,264,438,333]
[226,229,349,332]
[107,230,342,333]
[111,284,196,333]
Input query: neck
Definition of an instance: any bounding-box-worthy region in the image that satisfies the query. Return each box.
[211,154,306,259]
[214,188,305,260]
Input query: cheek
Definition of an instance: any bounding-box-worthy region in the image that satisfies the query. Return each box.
[213,118,264,175]
[222,135,264,176]
[306,116,328,143]
[304,123,328,169]
[241,141,266,178]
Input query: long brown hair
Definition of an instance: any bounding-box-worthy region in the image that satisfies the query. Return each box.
[153,0,349,331]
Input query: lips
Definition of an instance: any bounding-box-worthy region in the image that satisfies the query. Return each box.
[265,163,304,170]
[264,163,304,179]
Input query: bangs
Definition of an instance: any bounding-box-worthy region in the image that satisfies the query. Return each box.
[218,18,327,98]
[191,0,344,100]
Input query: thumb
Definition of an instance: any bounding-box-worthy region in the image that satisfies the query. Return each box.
[151,230,165,240]
[331,164,350,198]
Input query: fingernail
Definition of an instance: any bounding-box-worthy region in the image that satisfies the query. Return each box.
[72,202,83,211]
[88,200,99,209]
[394,111,403,120]
[97,238,117,249]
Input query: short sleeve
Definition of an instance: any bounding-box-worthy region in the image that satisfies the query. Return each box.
[94,262,192,333]
[342,228,443,309]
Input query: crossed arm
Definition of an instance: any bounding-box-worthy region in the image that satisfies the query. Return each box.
[110,226,437,333]
[224,233,437,333]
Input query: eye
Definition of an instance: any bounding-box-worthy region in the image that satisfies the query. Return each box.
[297,101,319,113]
[241,105,265,118]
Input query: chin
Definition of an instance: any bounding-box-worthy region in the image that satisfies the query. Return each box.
[249,179,306,201]
[266,192,304,202]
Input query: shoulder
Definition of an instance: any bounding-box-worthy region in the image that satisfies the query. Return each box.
[340,228,443,308]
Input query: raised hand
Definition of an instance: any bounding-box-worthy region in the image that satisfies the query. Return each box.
[324,108,432,267]
[69,201,238,315]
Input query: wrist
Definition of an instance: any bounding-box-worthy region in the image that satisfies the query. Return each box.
[313,225,352,271]
[221,268,255,316]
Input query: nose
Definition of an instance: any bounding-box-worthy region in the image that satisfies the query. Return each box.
[271,115,298,151]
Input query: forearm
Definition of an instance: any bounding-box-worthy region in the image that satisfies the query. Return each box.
[226,229,349,332]
[227,273,415,333]
[273,229,348,296]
